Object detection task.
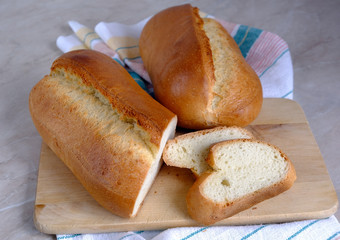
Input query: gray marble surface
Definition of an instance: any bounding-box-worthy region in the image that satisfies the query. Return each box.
[0,0,339,239]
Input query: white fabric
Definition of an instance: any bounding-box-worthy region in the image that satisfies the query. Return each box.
[57,216,340,240]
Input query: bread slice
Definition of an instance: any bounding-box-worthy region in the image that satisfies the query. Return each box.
[139,4,262,129]
[29,50,177,218]
[186,139,296,225]
[162,126,254,176]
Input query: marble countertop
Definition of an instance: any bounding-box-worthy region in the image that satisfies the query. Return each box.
[1,0,339,239]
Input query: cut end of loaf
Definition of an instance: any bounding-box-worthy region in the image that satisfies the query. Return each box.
[132,116,177,216]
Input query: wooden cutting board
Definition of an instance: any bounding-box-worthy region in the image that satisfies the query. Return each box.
[34,98,338,234]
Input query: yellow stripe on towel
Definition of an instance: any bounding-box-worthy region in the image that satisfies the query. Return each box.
[106,36,140,60]
[76,27,100,48]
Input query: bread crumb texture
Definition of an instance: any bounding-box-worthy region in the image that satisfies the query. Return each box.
[203,18,242,110]
[203,140,289,202]
[164,127,253,175]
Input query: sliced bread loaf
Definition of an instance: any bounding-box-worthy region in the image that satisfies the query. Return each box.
[29,50,177,218]
[162,126,253,176]
[186,139,296,225]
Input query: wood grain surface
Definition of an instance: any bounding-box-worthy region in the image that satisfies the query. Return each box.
[33,98,338,234]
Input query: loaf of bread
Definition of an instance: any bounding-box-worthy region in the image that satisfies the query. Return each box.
[139,4,263,129]
[29,50,177,218]
[162,126,253,176]
[186,139,296,225]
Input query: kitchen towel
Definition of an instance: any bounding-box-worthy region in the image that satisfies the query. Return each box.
[54,11,340,240]
[56,216,340,240]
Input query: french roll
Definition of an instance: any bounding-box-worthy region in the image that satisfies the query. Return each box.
[139,4,263,129]
[29,50,177,218]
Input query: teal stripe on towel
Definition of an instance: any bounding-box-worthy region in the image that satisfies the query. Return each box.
[233,25,262,58]
[82,31,96,43]
[239,29,262,58]
[57,234,81,240]
[89,37,101,47]
[233,25,249,45]
[116,45,139,52]
[113,57,124,67]
[180,227,209,240]
[327,231,340,240]
[286,219,321,240]
[259,48,289,78]
[129,71,147,92]
[281,90,293,98]
[241,225,267,240]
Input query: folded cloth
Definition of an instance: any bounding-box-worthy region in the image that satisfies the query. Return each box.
[57,21,151,94]
[56,216,340,240]
[53,11,337,240]
[56,34,88,52]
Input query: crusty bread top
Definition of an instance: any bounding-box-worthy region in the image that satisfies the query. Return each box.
[140,4,215,129]
[162,126,254,176]
[139,4,263,129]
[203,18,263,126]
[51,50,176,152]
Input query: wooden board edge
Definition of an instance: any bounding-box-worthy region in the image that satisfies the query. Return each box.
[34,143,45,205]
[33,200,339,235]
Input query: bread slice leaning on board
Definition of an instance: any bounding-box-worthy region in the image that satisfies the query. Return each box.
[29,49,177,218]
[139,4,263,129]
[186,139,296,225]
[162,126,254,177]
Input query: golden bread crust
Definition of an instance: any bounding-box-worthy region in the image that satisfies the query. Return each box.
[29,50,177,218]
[140,4,215,129]
[51,50,175,146]
[139,4,263,129]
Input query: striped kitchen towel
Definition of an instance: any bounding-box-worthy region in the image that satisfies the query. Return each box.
[56,216,340,240]
[56,11,293,99]
[57,21,152,94]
